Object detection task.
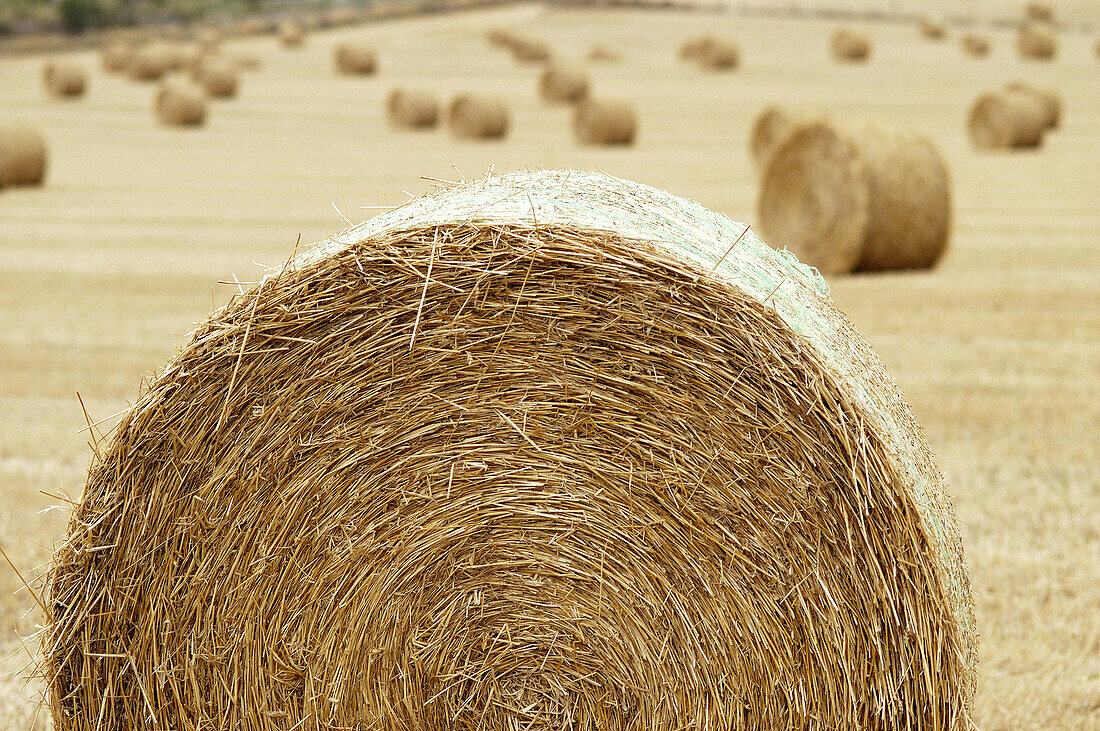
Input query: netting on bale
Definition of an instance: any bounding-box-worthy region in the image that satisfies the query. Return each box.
[42,170,976,730]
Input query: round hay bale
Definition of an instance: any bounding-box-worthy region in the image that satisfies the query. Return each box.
[1025,2,1054,22]
[193,59,239,99]
[447,94,508,139]
[334,43,377,76]
[127,44,174,82]
[831,28,871,62]
[696,37,739,70]
[387,88,439,129]
[967,89,1048,150]
[195,28,222,54]
[155,79,207,127]
[227,52,262,72]
[164,42,202,73]
[919,18,947,41]
[40,168,977,730]
[510,36,551,63]
[961,32,991,57]
[101,41,135,73]
[43,62,87,98]
[279,21,306,48]
[1005,81,1060,129]
[539,63,589,104]
[749,104,826,171]
[678,35,713,61]
[486,28,517,50]
[587,44,621,63]
[573,99,636,146]
[758,121,951,273]
[0,125,47,188]
[1017,21,1056,59]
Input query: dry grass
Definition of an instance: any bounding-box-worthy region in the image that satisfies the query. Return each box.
[0,3,1098,729]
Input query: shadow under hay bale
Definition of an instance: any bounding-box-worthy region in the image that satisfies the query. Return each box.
[968,89,1049,150]
[102,41,135,73]
[387,89,439,129]
[961,33,991,57]
[1017,21,1056,59]
[448,94,508,139]
[573,99,636,146]
[192,60,239,99]
[539,63,589,104]
[43,62,87,98]
[279,22,306,48]
[39,168,976,730]
[749,104,826,171]
[155,80,207,127]
[758,121,950,274]
[0,125,47,188]
[335,43,377,76]
[831,28,871,62]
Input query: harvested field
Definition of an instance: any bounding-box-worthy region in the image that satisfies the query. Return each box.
[0,3,1097,729]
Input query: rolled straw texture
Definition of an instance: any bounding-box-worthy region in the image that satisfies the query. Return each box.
[387,89,439,129]
[42,169,975,730]
[539,63,589,104]
[573,99,636,145]
[832,28,871,61]
[0,125,47,187]
[43,62,87,97]
[749,104,826,171]
[967,90,1048,149]
[448,94,508,139]
[758,121,951,273]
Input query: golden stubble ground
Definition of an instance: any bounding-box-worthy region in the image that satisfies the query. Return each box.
[1,3,1097,729]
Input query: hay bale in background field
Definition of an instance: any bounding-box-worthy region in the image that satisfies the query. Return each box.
[102,41,135,73]
[387,89,439,129]
[40,169,976,730]
[749,104,825,171]
[831,28,871,61]
[587,44,620,63]
[0,125,47,188]
[127,44,173,81]
[961,33,991,57]
[539,63,589,104]
[1005,81,1060,129]
[154,80,207,127]
[573,99,636,145]
[192,60,239,98]
[679,36,712,61]
[1017,21,1056,59]
[696,37,739,70]
[967,89,1048,149]
[195,28,222,54]
[279,21,306,48]
[448,94,508,139]
[1025,2,1054,22]
[335,43,377,75]
[228,53,262,72]
[486,27,517,50]
[509,36,551,63]
[758,121,950,273]
[919,17,946,40]
[43,62,87,98]
[164,43,202,73]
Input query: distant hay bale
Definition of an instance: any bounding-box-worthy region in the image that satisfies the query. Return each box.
[1005,81,1060,129]
[43,62,87,98]
[1025,2,1053,22]
[387,89,439,129]
[919,18,947,40]
[228,53,262,72]
[101,41,135,73]
[831,28,871,62]
[192,59,239,98]
[164,43,203,73]
[967,89,1049,149]
[486,28,517,50]
[573,99,636,146]
[587,44,621,63]
[539,63,589,104]
[279,21,306,48]
[155,79,207,127]
[679,36,712,61]
[195,28,222,54]
[448,94,508,139]
[1017,21,1056,59]
[510,36,551,63]
[749,104,826,171]
[40,168,976,730]
[335,43,377,75]
[0,125,47,188]
[961,33,991,57]
[127,44,174,81]
[679,36,738,70]
[758,121,950,273]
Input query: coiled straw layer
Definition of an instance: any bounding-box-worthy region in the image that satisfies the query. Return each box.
[42,170,975,730]
[758,121,951,273]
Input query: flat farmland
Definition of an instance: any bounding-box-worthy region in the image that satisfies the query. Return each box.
[0,4,1097,728]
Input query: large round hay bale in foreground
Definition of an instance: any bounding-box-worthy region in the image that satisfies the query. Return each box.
[758,121,951,273]
[192,60,238,98]
[334,43,377,75]
[448,94,508,139]
[539,63,589,104]
[101,41,135,73]
[279,21,306,48]
[127,44,174,81]
[43,62,87,98]
[1017,21,1056,59]
[41,169,976,730]
[967,89,1048,150]
[0,125,47,188]
[387,89,439,129]
[749,104,826,171]
[154,80,207,127]
[573,99,636,146]
[1005,81,1060,129]
[831,28,871,61]
[961,33,991,57]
